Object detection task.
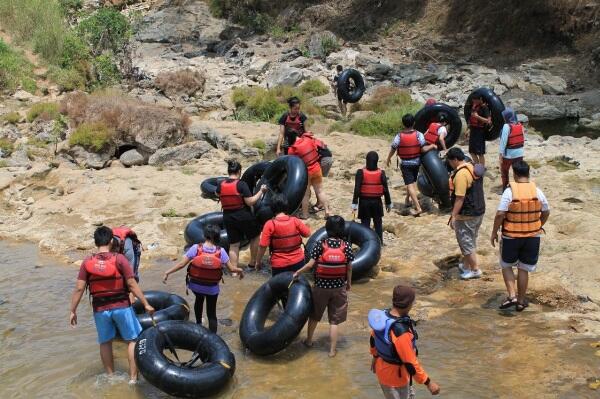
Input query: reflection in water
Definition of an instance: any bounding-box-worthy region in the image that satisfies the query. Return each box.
[0,242,597,398]
[529,118,600,140]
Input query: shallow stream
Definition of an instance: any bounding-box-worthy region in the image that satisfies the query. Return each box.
[0,241,598,398]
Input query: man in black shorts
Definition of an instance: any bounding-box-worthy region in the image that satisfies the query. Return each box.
[466,95,491,167]
[332,65,347,117]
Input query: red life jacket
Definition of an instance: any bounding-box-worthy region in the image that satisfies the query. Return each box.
[292,135,320,166]
[315,240,348,280]
[469,103,486,128]
[285,113,303,133]
[112,226,140,252]
[424,123,442,145]
[507,123,525,149]
[84,254,129,302]
[219,180,245,211]
[188,247,223,286]
[396,130,421,160]
[270,216,302,253]
[360,168,384,197]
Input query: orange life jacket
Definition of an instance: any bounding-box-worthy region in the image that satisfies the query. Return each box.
[84,254,129,302]
[269,216,302,253]
[469,103,487,128]
[396,130,421,160]
[507,123,525,149]
[315,240,348,280]
[219,179,245,211]
[360,168,384,197]
[112,226,140,252]
[502,182,542,238]
[424,122,442,145]
[284,113,303,134]
[188,247,223,286]
[292,135,320,166]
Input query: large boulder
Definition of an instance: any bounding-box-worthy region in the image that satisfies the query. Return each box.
[148,141,212,165]
[265,66,304,87]
[246,58,270,79]
[325,48,360,67]
[68,146,112,170]
[308,31,338,59]
[526,71,568,95]
[119,149,145,167]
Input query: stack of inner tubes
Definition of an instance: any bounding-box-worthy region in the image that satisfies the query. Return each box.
[241,161,271,192]
[239,272,312,356]
[253,156,308,225]
[414,102,463,149]
[304,221,381,280]
[135,320,235,398]
[464,87,506,141]
[184,211,249,250]
[133,291,190,330]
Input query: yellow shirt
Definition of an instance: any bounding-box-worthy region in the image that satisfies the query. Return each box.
[452,164,475,220]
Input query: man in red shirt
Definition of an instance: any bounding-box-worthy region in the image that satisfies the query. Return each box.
[69,226,155,385]
[256,194,311,274]
[369,285,440,398]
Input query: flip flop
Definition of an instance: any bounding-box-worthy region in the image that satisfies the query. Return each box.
[310,205,325,214]
[302,340,313,348]
[516,301,529,312]
[499,297,517,309]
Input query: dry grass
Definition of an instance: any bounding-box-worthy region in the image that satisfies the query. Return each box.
[60,90,190,149]
[154,69,206,98]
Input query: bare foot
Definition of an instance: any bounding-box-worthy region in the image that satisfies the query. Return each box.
[302,340,313,348]
[328,349,337,358]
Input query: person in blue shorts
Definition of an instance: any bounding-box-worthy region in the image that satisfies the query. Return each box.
[69,226,155,384]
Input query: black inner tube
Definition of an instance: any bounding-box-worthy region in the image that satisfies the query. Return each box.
[184,211,249,250]
[132,290,189,330]
[337,68,365,104]
[241,161,271,192]
[135,320,235,398]
[304,221,381,280]
[200,177,227,200]
[464,87,506,141]
[419,150,451,209]
[239,272,312,356]
[414,103,463,149]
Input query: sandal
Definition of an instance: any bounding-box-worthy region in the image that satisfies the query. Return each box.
[516,301,529,312]
[301,340,313,348]
[499,297,517,309]
[310,205,325,214]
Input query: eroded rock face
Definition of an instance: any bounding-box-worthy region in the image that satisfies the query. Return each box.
[67,146,113,170]
[265,66,304,87]
[148,141,212,165]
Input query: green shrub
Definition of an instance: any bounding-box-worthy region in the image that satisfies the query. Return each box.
[48,66,87,92]
[320,35,340,57]
[300,79,329,97]
[161,208,178,218]
[360,87,416,114]
[3,112,21,124]
[0,39,36,93]
[78,7,131,56]
[350,107,422,137]
[252,139,266,150]
[0,138,14,156]
[93,54,121,87]
[0,160,7,168]
[69,122,113,152]
[27,102,60,122]
[59,0,82,12]
[59,32,90,69]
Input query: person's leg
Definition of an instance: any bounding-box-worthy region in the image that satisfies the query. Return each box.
[501,267,517,298]
[373,216,384,243]
[517,269,529,304]
[500,157,511,189]
[380,384,410,399]
[360,217,371,228]
[301,184,311,218]
[305,319,318,345]
[480,153,486,167]
[99,341,115,375]
[469,216,483,271]
[328,324,339,357]
[197,294,206,325]
[228,242,240,269]
[249,235,259,266]
[313,179,330,216]
[406,183,422,213]
[126,340,138,381]
[205,294,218,333]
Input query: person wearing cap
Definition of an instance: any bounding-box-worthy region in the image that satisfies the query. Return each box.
[498,108,525,190]
[368,285,440,398]
[447,147,486,280]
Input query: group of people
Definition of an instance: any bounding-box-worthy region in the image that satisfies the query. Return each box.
[68,89,550,399]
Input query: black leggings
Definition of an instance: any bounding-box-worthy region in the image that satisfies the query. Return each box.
[194,293,218,333]
[361,217,383,242]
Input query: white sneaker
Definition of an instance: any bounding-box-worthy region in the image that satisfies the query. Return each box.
[458,262,467,273]
[471,269,483,278]
[460,269,482,280]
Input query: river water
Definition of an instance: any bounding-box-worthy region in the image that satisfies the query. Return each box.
[0,241,598,399]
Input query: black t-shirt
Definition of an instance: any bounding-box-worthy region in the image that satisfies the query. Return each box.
[470,105,491,129]
[278,112,307,147]
[216,179,253,214]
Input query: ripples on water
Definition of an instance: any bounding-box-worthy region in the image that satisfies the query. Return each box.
[0,242,597,398]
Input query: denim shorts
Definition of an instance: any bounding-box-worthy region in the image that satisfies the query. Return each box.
[93,306,142,344]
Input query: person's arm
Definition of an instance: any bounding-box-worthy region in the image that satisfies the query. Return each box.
[293,259,316,278]
[277,125,285,156]
[126,278,154,314]
[449,196,464,230]
[499,124,509,159]
[296,219,311,237]
[225,259,244,277]
[381,170,392,209]
[394,333,440,394]
[255,246,267,270]
[541,210,550,226]
[385,147,395,168]
[69,279,87,326]
[490,211,506,247]
[123,238,136,269]
[244,184,267,207]
[439,135,447,151]
[163,256,191,282]
[352,169,362,208]
[419,133,436,153]
[346,261,352,290]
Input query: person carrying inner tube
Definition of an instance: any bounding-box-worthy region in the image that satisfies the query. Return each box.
[498,108,525,191]
[256,194,311,275]
[424,112,449,154]
[368,285,441,398]
[466,95,491,167]
[162,224,244,332]
[332,65,347,117]
[217,160,267,270]
[490,160,550,311]
[277,96,307,156]
[385,114,436,216]
[69,226,155,385]
[288,130,331,219]
[112,226,142,303]
[293,215,354,357]
[352,151,392,244]
[447,147,485,280]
